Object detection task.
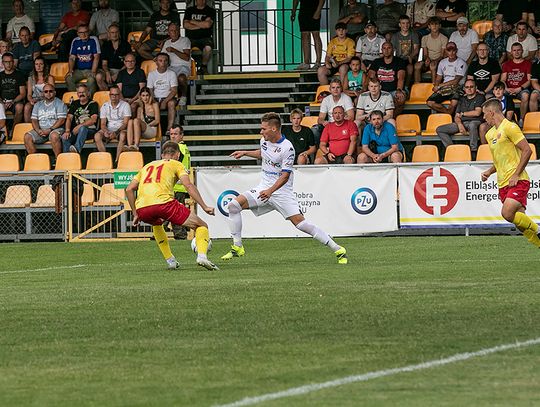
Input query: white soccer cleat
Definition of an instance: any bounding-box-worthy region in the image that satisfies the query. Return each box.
[166,258,180,270]
[197,258,220,271]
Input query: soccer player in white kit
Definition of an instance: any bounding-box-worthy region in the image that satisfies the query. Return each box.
[221,112,348,264]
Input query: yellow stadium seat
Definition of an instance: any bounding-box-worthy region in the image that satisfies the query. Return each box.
[522,112,540,134]
[81,183,95,206]
[93,91,110,108]
[30,185,56,208]
[412,145,439,162]
[421,113,452,136]
[6,123,33,144]
[141,60,157,76]
[475,144,492,161]
[62,91,79,105]
[55,152,82,170]
[0,154,20,171]
[396,114,421,137]
[38,33,54,46]
[406,83,433,105]
[127,31,144,43]
[472,20,492,40]
[529,143,537,160]
[117,151,144,170]
[24,153,50,171]
[300,116,319,128]
[0,185,32,208]
[86,152,113,170]
[50,62,69,83]
[444,144,471,162]
[94,183,125,206]
[188,59,197,79]
[309,85,330,107]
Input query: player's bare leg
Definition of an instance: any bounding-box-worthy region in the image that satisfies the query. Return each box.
[221,195,249,260]
[183,212,219,270]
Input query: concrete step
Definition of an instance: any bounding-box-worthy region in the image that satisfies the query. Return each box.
[184,123,261,131]
[184,113,288,122]
[201,83,296,91]
[187,102,285,111]
[195,93,290,101]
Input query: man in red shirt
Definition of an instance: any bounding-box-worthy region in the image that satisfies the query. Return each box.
[501,42,532,125]
[314,105,358,164]
[51,0,91,61]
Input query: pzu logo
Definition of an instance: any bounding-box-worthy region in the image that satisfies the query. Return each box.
[217,190,240,217]
[350,188,377,215]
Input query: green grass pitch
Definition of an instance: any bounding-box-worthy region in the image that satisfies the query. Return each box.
[1,236,539,406]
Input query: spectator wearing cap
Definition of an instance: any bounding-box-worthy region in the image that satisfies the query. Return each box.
[435,0,467,36]
[495,0,528,33]
[375,0,405,40]
[317,22,355,86]
[426,41,467,114]
[449,17,478,65]
[506,21,538,61]
[356,21,385,70]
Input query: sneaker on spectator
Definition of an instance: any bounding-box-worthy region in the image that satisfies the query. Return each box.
[0,131,6,145]
[518,119,524,128]
[69,145,78,153]
[310,63,321,70]
[295,63,310,70]
[178,96,187,109]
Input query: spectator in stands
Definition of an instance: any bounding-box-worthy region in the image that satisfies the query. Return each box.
[368,42,407,116]
[116,53,146,117]
[66,23,100,96]
[356,21,385,70]
[436,79,484,154]
[283,108,316,164]
[96,23,130,91]
[343,56,367,103]
[147,53,178,135]
[502,42,532,125]
[449,17,478,65]
[51,0,91,62]
[391,15,420,87]
[530,59,540,112]
[406,0,436,37]
[89,0,119,43]
[357,110,403,163]
[94,84,131,161]
[24,83,66,157]
[169,124,191,240]
[466,43,501,96]
[376,0,405,40]
[528,0,540,38]
[506,21,538,61]
[435,0,467,35]
[127,86,159,151]
[61,83,99,153]
[13,26,40,78]
[184,0,216,74]
[496,0,528,33]
[291,0,325,70]
[6,0,35,45]
[0,52,25,128]
[317,22,355,86]
[483,19,508,65]
[338,0,368,41]
[414,16,448,83]
[163,22,191,108]
[316,78,355,143]
[315,105,358,164]
[134,0,180,61]
[426,41,466,114]
[24,56,55,123]
[0,40,9,73]
[355,77,395,131]
[479,81,515,143]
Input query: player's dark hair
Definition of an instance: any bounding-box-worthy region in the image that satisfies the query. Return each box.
[482,98,503,113]
[261,112,282,129]
[162,141,180,155]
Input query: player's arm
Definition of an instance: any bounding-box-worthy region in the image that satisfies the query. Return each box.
[179,174,215,215]
[230,149,261,159]
[258,171,291,201]
[126,178,140,225]
[481,165,497,181]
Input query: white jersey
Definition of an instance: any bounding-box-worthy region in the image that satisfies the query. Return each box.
[258,136,295,195]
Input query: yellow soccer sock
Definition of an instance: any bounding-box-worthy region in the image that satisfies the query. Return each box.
[513,212,540,247]
[153,225,173,259]
[195,226,210,255]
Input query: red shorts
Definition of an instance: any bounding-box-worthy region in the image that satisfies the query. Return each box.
[136,200,190,226]
[499,180,530,208]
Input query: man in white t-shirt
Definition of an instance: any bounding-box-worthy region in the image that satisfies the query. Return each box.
[6,0,35,44]
[355,77,395,129]
[355,21,385,69]
[221,112,348,265]
[449,17,478,65]
[316,78,354,144]
[94,85,131,161]
[162,22,191,108]
[427,41,467,114]
[147,52,178,135]
[506,21,538,61]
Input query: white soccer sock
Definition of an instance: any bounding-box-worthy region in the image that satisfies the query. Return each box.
[296,220,340,251]
[227,199,243,247]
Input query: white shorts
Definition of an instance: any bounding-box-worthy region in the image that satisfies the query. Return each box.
[169,64,191,77]
[243,187,301,219]
[0,103,5,120]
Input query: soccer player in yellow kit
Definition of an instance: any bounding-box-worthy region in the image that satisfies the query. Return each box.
[126,141,219,270]
[481,99,540,248]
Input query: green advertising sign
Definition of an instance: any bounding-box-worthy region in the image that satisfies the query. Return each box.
[113,171,137,189]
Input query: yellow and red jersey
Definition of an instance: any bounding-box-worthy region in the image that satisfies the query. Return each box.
[134,159,187,209]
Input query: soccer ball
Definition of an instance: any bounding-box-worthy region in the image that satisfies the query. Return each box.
[191,238,213,253]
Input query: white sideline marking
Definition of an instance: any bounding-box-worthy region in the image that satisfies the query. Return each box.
[216,337,540,407]
[0,264,88,274]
